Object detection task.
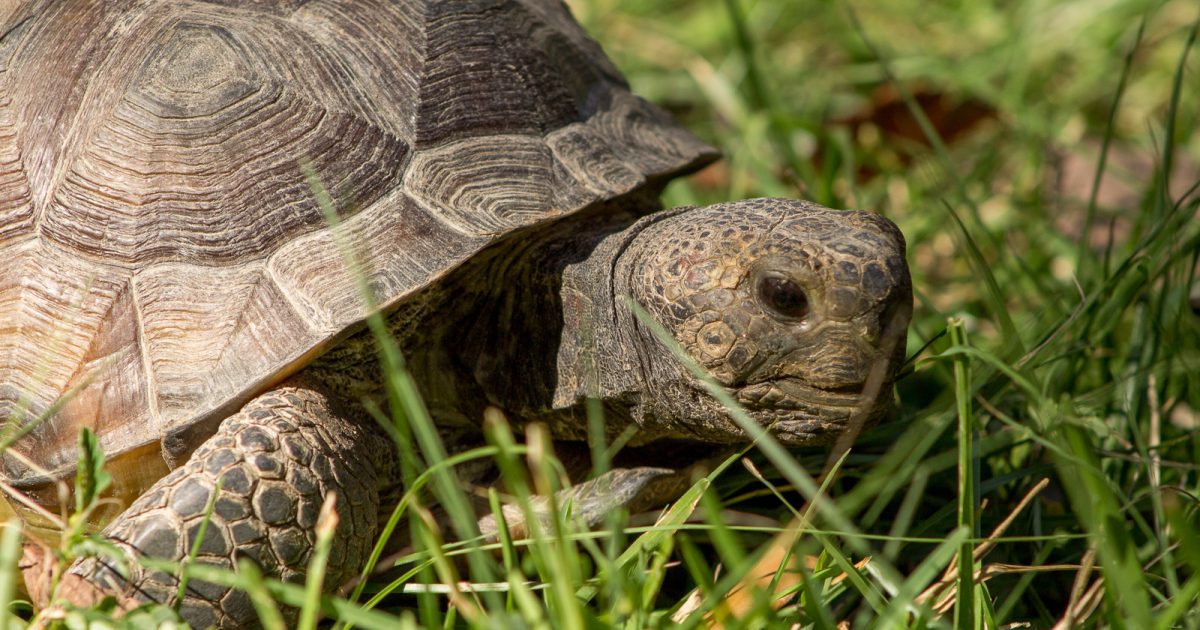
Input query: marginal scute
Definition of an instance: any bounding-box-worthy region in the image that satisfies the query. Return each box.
[133,263,319,426]
[0,243,154,478]
[0,242,33,428]
[548,91,712,197]
[56,279,152,467]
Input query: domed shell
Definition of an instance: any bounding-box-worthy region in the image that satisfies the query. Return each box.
[0,0,715,486]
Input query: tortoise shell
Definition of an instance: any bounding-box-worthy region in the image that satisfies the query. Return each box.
[0,0,714,487]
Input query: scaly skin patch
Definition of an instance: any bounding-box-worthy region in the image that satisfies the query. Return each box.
[58,382,395,628]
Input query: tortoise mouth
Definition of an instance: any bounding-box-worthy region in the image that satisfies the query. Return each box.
[731,378,894,445]
[736,378,882,411]
[639,376,896,446]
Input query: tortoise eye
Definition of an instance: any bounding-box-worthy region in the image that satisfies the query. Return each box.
[758,276,809,319]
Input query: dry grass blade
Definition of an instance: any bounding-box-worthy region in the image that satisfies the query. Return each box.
[1053,576,1106,630]
[1054,547,1098,630]
[972,478,1050,562]
[297,493,341,630]
[928,564,1082,616]
[672,586,706,623]
[916,478,1050,611]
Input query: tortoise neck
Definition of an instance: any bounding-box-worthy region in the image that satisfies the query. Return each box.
[541,203,701,441]
[448,192,664,439]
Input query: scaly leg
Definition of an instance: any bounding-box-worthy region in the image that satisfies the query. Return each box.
[55,382,394,628]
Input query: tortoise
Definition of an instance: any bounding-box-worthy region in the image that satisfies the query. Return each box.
[0,0,912,626]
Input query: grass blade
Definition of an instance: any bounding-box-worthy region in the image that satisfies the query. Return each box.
[948,318,976,629]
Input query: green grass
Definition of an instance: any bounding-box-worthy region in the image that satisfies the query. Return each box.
[8,0,1200,627]
[574,0,1200,626]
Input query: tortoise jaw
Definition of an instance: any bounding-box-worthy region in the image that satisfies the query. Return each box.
[733,377,895,445]
[736,378,872,410]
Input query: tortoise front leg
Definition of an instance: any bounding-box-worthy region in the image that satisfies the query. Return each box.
[477,465,698,539]
[55,382,394,628]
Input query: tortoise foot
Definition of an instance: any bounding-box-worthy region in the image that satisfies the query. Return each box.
[53,383,391,628]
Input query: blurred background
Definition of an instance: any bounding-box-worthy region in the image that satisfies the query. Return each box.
[567,0,1197,325]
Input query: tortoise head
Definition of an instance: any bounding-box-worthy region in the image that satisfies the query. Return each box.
[611,198,912,445]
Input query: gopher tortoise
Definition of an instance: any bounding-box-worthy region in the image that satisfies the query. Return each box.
[0,0,911,625]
